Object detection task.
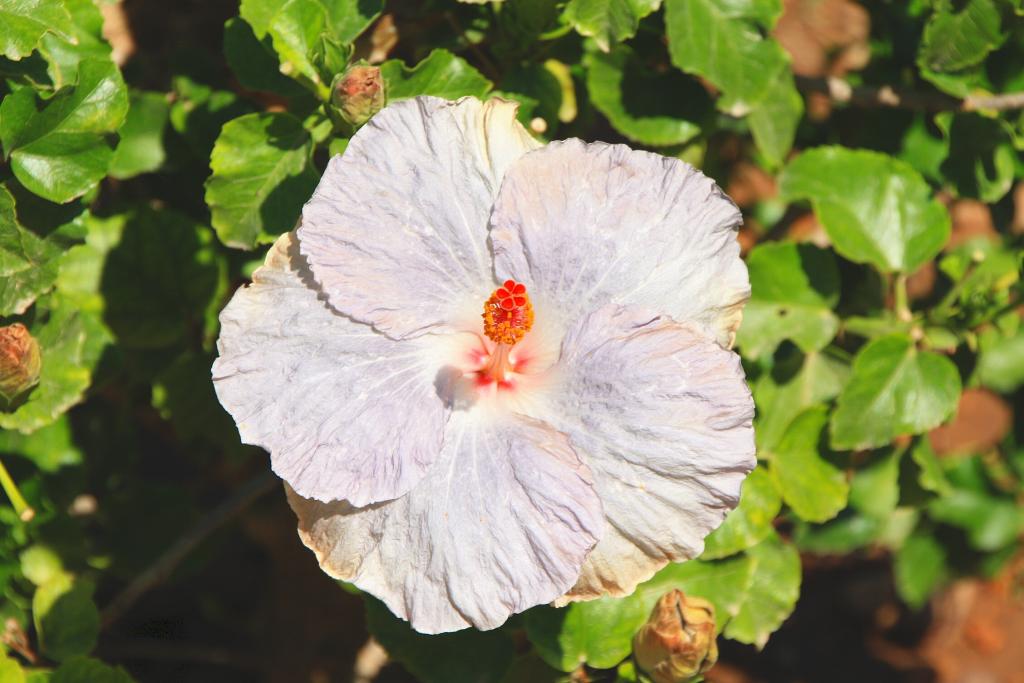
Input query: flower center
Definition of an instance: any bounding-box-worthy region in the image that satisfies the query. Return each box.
[479,280,534,383]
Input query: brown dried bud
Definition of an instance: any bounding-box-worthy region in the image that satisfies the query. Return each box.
[331,65,385,127]
[633,590,718,683]
[0,323,41,404]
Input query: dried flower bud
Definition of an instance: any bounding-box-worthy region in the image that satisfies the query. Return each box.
[0,323,41,404]
[633,590,718,683]
[331,65,385,127]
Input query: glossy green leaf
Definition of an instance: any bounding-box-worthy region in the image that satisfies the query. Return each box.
[205,112,318,249]
[584,45,707,147]
[0,58,128,203]
[830,334,961,450]
[381,49,492,101]
[34,579,99,662]
[240,0,381,90]
[894,532,947,609]
[0,300,110,434]
[722,533,801,648]
[937,113,1015,203]
[793,512,883,555]
[754,348,849,452]
[364,597,515,683]
[779,147,950,273]
[223,17,308,98]
[101,208,220,348]
[525,597,650,672]
[641,553,758,632]
[767,406,849,523]
[51,659,135,683]
[0,185,62,315]
[36,0,111,90]
[664,0,801,165]
[0,0,75,61]
[702,466,782,559]
[562,0,661,51]
[918,0,1004,74]
[109,91,169,180]
[737,243,839,359]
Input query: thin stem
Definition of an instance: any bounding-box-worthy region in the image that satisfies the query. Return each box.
[796,75,1024,112]
[0,458,34,522]
[894,274,911,322]
[101,471,278,629]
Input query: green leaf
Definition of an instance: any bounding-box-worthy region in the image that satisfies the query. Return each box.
[525,598,650,672]
[779,147,950,273]
[19,545,63,586]
[223,17,308,98]
[737,243,839,359]
[381,49,492,101]
[240,0,382,91]
[641,554,758,632]
[0,185,62,315]
[169,74,253,158]
[929,490,1024,551]
[918,0,1004,74]
[101,208,220,348]
[0,651,24,683]
[909,438,951,496]
[722,533,801,648]
[109,91,170,180]
[364,597,515,683]
[34,579,99,662]
[36,0,111,90]
[754,348,849,452]
[584,45,707,147]
[562,0,661,51]
[975,328,1024,393]
[793,512,883,555]
[935,113,1015,203]
[664,0,801,165]
[830,334,961,450]
[205,112,318,249]
[0,0,75,61]
[51,658,135,683]
[0,300,110,434]
[894,532,947,609]
[702,466,782,559]
[151,352,236,444]
[767,406,849,523]
[0,58,128,203]
[848,448,902,519]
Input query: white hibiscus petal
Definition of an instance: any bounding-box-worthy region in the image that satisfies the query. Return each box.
[286,411,604,634]
[545,305,755,603]
[490,139,749,348]
[298,96,540,340]
[212,233,447,506]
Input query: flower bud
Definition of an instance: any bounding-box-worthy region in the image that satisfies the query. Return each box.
[331,65,385,127]
[633,590,718,683]
[0,323,41,404]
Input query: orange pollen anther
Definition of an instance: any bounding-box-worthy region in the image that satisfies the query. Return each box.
[482,279,534,346]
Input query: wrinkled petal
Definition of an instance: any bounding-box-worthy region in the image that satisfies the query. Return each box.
[212,233,447,506]
[490,139,749,348]
[286,411,604,634]
[298,96,540,340]
[543,305,755,603]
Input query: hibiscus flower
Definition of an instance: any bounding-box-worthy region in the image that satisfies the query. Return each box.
[212,96,755,634]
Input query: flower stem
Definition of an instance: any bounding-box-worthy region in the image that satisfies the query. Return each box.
[0,457,34,522]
